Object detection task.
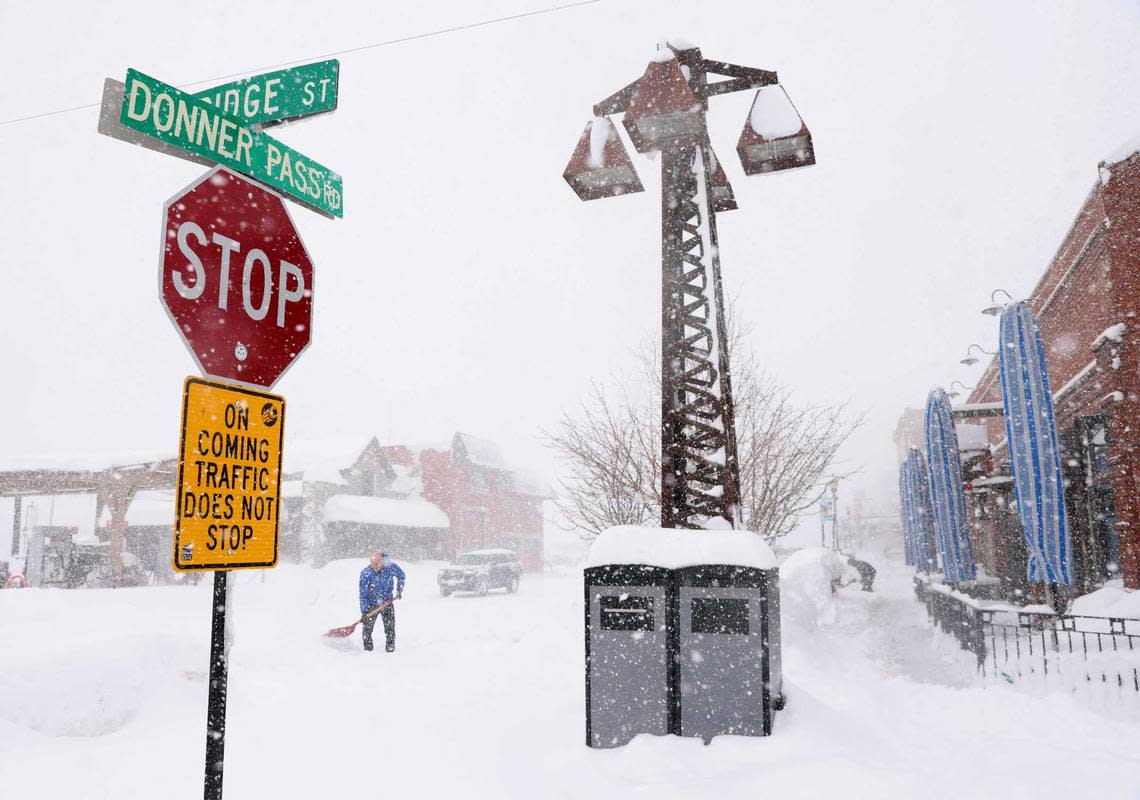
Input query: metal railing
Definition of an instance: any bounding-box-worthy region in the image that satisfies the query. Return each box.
[914,577,1140,695]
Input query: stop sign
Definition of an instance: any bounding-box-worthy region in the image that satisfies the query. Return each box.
[160,166,314,388]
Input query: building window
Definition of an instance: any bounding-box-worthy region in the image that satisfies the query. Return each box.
[469,468,488,494]
[1079,414,1119,577]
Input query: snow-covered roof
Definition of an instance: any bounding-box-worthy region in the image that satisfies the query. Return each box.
[284,435,378,484]
[463,548,518,556]
[97,490,176,528]
[0,451,174,474]
[453,433,507,469]
[749,85,803,139]
[322,495,449,529]
[586,525,777,570]
[1101,134,1140,168]
[281,480,304,499]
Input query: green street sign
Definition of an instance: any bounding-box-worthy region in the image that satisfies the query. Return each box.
[193,60,339,128]
[118,68,343,218]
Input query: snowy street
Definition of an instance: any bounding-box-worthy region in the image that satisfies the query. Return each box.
[2,556,1137,799]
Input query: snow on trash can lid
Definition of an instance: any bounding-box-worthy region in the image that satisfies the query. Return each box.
[586,526,777,570]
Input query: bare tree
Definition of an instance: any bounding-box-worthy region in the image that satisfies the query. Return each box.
[545,320,862,541]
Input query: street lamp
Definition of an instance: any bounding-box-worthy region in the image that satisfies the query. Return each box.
[562,41,814,529]
[981,288,1014,316]
[959,343,996,366]
[736,84,815,175]
[948,380,973,399]
[828,478,840,551]
[563,117,645,201]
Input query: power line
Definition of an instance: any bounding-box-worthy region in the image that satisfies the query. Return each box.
[0,0,601,128]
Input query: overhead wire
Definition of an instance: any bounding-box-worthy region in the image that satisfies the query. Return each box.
[0,0,601,128]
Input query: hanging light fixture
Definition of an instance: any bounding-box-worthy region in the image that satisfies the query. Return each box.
[705,147,737,212]
[981,288,1014,316]
[736,84,815,175]
[562,117,644,201]
[622,51,707,153]
[959,343,996,366]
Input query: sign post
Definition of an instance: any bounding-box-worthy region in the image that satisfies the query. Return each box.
[106,55,335,797]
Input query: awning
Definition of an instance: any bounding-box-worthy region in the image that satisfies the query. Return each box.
[925,389,977,582]
[900,448,938,574]
[998,302,1073,585]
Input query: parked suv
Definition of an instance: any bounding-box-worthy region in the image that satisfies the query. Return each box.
[438,549,521,596]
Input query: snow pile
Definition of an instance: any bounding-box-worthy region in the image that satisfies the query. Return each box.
[1092,322,1126,349]
[586,525,776,569]
[1070,579,1140,619]
[954,422,989,453]
[749,85,803,139]
[588,117,611,168]
[779,547,856,628]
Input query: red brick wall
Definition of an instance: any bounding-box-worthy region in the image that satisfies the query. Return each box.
[1100,154,1140,587]
[965,154,1140,589]
[419,449,545,572]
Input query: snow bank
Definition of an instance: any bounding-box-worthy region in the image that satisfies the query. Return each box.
[586,525,776,569]
[322,495,449,528]
[779,548,856,628]
[1070,579,1140,619]
[1092,322,1126,349]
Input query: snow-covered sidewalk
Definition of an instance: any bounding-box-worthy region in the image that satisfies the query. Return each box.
[1,556,1137,799]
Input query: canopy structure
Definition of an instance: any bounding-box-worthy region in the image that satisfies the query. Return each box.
[998,302,1073,585]
[925,389,976,582]
[898,462,916,566]
[900,448,938,573]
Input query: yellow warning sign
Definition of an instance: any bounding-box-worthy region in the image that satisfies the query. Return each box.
[174,376,285,571]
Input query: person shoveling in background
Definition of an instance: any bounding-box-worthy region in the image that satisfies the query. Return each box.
[846,556,877,592]
[358,550,406,652]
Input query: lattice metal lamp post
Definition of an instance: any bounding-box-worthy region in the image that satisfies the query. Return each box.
[563,41,815,530]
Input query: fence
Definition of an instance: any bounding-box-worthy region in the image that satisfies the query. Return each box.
[913,576,1140,696]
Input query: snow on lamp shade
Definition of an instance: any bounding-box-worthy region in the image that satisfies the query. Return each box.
[622,52,707,153]
[563,117,645,201]
[736,85,815,175]
[998,302,1073,585]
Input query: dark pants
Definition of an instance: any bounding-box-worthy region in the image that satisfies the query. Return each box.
[361,604,396,651]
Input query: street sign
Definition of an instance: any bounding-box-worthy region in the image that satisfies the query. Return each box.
[193,60,339,128]
[174,376,284,571]
[160,166,314,389]
[119,68,343,218]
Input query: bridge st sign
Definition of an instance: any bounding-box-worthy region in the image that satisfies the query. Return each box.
[192,59,339,128]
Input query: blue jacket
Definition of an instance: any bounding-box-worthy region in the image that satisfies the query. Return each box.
[359,562,406,613]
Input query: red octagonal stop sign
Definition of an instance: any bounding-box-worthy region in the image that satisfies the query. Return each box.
[160,166,314,388]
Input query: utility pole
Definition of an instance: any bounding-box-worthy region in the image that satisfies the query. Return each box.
[563,41,815,530]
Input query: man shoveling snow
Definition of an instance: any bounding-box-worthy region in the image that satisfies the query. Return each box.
[358,550,406,652]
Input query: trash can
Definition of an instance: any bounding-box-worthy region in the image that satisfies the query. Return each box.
[584,564,671,749]
[677,565,779,740]
[584,526,781,748]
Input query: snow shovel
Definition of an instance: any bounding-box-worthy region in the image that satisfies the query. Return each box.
[324,599,396,638]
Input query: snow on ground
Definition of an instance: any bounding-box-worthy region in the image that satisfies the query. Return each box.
[1,555,1138,799]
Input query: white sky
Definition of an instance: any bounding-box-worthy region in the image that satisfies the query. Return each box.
[2,0,1140,541]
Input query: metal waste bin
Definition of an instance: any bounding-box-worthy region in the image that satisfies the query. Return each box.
[677,565,780,740]
[584,564,671,749]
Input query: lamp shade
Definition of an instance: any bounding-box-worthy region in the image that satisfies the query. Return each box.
[737,85,815,175]
[706,148,737,212]
[562,117,645,201]
[622,51,707,153]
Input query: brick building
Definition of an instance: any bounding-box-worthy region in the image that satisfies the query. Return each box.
[419,433,547,572]
[287,433,547,572]
[962,147,1140,592]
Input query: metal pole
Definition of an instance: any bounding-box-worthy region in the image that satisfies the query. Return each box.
[204,570,229,800]
[10,494,21,558]
[831,489,839,551]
